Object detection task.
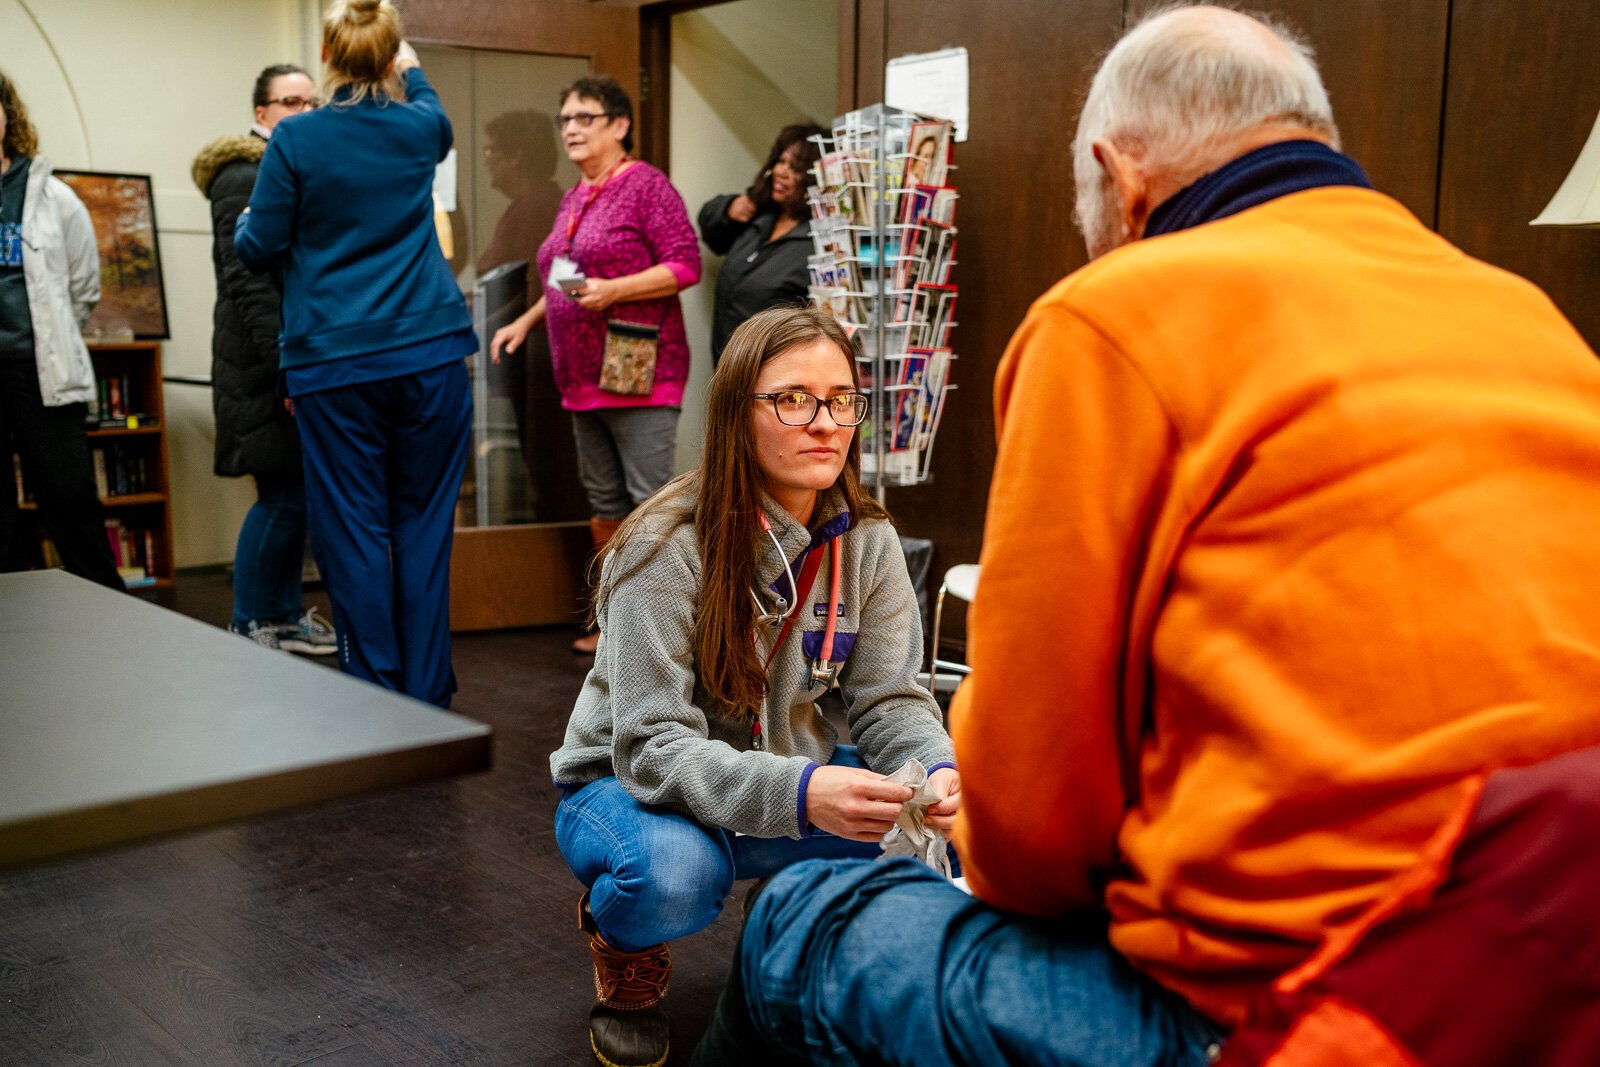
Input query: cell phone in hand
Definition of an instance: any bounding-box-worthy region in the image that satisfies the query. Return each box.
[559,275,589,299]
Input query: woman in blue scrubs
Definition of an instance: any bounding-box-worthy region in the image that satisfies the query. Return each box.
[235,0,474,707]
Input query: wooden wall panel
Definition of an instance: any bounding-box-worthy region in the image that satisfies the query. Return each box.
[850,0,1125,568]
[1127,0,1449,223]
[1437,0,1600,349]
[449,523,593,631]
[402,0,641,103]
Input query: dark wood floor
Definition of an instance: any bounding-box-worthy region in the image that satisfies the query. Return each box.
[0,571,744,1066]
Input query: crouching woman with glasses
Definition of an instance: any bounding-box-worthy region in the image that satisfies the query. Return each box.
[549,305,960,1067]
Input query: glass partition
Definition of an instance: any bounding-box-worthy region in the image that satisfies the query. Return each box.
[418,44,591,527]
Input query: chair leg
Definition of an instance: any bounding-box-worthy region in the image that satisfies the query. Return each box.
[928,582,950,697]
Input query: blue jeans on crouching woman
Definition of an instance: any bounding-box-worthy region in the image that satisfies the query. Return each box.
[690,858,1225,1067]
[555,745,886,952]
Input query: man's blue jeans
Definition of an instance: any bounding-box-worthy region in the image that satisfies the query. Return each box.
[231,471,308,632]
[691,857,1224,1067]
[555,745,885,952]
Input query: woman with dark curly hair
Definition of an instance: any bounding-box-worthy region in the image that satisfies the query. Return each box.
[698,122,826,365]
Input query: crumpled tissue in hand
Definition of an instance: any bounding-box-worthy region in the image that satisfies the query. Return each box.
[877,758,952,880]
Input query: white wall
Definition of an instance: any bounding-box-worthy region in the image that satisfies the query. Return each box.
[669,0,837,472]
[2,0,321,567]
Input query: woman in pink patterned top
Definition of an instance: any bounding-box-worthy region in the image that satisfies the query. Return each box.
[492,75,700,654]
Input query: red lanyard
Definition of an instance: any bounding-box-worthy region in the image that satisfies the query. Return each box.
[751,518,845,751]
[763,544,828,671]
[565,158,627,252]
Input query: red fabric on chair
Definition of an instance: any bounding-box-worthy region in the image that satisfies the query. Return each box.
[1221,744,1600,1067]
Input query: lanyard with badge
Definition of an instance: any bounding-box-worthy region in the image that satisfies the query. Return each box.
[548,157,625,293]
[749,514,844,750]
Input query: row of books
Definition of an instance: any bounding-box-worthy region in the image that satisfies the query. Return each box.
[106,518,160,588]
[87,371,155,428]
[805,104,961,486]
[92,444,157,498]
[13,446,157,504]
[28,517,161,587]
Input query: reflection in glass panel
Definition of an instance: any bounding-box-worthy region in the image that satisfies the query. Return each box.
[418,45,591,528]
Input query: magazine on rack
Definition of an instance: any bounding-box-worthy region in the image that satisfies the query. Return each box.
[899,183,959,227]
[925,222,958,285]
[891,223,925,294]
[889,347,953,452]
[911,282,959,348]
[901,120,953,189]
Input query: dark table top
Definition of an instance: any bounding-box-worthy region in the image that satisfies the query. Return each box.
[0,570,492,866]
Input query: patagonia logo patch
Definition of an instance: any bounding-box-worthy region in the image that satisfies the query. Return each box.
[813,602,845,619]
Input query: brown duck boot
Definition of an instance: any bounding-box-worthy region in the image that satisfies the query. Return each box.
[579,893,671,1067]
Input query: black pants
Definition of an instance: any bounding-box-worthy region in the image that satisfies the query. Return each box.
[0,358,123,589]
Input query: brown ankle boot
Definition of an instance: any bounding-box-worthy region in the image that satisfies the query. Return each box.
[579,893,671,1067]
[573,517,624,655]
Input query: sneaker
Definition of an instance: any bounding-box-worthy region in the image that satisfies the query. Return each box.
[231,621,282,651]
[277,607,338,656]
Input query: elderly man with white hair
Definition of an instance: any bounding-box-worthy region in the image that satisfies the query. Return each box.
[691,5,1600,1066]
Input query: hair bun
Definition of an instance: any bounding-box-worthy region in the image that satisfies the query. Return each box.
[346,0,382,23]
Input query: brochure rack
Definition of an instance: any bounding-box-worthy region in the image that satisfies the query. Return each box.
[806,103,959,492]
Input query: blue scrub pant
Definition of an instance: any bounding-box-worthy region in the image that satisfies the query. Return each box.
[691,858,1223,1067]
[294,361,471,707]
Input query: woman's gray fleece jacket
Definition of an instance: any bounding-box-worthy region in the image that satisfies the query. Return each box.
[549,485,954,840]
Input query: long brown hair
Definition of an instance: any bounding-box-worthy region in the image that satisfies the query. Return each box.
[0,70,40,160]
[322,0,405,107]
[599,306,887,718]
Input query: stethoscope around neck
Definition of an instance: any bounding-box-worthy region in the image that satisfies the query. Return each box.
[753,511,843,688]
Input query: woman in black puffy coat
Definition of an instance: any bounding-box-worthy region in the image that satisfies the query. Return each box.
[190,64,334,656]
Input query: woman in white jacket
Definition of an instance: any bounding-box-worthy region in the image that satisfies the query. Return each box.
[0,70,120,588]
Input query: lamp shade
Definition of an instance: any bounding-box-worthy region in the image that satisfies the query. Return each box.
[1532,107,1600,227]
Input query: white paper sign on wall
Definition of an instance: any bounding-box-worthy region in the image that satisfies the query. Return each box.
[885,47,970,142]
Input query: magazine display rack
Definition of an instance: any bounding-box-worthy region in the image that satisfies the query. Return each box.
[806,103,959,491]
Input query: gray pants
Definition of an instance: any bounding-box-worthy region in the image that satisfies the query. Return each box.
[571,405,681,519]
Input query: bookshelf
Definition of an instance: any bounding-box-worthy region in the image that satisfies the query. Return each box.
[12,341,175,589]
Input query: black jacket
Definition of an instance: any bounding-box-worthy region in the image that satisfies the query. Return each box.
[192,134,299,478]
[698,193,814,363]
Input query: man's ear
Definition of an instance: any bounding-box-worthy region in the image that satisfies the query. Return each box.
[1093,137,1152,242]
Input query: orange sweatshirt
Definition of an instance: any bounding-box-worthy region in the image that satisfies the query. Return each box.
[950,187,1600,1026]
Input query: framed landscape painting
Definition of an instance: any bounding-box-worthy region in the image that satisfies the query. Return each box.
[54,170,171,340]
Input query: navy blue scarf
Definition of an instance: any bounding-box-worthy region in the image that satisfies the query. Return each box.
[1145,139,1373,239]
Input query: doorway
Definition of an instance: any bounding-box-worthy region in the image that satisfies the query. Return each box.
[660,0,839,472]
[404,0,836,630]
